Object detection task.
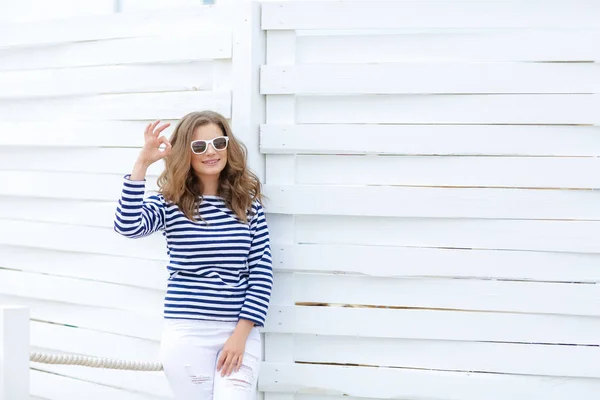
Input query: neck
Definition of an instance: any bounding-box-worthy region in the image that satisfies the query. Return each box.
[199,175,220,196]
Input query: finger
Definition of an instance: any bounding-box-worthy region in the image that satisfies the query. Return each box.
[216,351,227,372]
[225,356,238,377]
[158,136,170,147]
[222,353,236,377]
[155,122,171,135]
[158,137,171,157]
[222,355,232,376]
[230,356,241,375]
[163,143,172,157]
[144,122,152,136]
[235,355,243,372]
[217,351,234,373]
[150,120,161,137]
[145,121,159,138]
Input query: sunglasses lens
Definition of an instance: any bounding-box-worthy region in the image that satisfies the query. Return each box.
[191,141,207,154]
[213,137,228,150]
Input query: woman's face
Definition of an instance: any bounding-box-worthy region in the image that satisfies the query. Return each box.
[190,123,228,178]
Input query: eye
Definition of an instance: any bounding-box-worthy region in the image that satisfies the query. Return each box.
[213,137,228,150]
[191,141,207,154]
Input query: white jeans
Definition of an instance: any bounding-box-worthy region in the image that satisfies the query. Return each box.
[159,319,262,400]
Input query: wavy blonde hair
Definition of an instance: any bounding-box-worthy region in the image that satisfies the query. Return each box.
[157,111,262,223]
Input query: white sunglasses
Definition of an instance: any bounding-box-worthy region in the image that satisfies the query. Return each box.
[190,136,229,155]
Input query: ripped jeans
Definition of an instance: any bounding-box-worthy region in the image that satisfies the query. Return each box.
[159,319,261,400]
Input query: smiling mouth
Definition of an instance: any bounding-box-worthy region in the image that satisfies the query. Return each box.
[202,159,220,165]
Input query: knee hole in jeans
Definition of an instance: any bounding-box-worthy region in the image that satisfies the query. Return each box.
[185,365,212,386]
[225,363,255,391]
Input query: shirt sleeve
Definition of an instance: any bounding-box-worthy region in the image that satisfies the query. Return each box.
[238,201,274,327]
[113,175,166,238]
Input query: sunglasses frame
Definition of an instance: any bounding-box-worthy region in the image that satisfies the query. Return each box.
[190,136,229,155]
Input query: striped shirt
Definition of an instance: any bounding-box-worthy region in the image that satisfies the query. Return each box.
[113,175,273,327]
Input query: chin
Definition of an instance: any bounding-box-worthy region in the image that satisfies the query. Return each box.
[202,169,223,176]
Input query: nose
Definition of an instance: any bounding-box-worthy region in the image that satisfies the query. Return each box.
[205,143,217,155]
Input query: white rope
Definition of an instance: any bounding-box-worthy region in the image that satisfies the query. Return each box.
[30,352,163,371]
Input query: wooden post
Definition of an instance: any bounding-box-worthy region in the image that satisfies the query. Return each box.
[231,0,267,183]
[0,306,29,400]
[261,7,298,400]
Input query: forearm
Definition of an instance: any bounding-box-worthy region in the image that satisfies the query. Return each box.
[233,318,255,339]
[130,159,150,181]
[114,176,164,238]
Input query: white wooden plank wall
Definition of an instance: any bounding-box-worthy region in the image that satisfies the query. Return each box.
[259,1,600,400]
[0,0,115,23]
[0,3,247,399]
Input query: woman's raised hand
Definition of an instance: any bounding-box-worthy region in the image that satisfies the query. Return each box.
[137,120,172,166]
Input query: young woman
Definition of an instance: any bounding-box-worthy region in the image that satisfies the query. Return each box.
[113,111,273,399]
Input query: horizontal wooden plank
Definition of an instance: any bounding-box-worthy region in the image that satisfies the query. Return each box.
[34,363,170,398]
[288,397,415,400]
[293,215,600,253]
[274,244,600,283]
[0,0,114,23]
[0,294,162,341]
[287,273,600,316]
[296,94,600,124]
[0,214,246,260]
[260,124,600,156]
[0,121,172,147]
[0,147,165,176]
[0,197,119,228]
[0,217,165,259]
[0,269,164,313]
[120,0,220,13]
[262,1,600,30]
[261,63,600,94]
[264,306,600,344]
[0,6,229,48]
[264,185,600,220]
[0,171,158,201]
[288,391,562,400]
[0,244,166,289]
[0,33,231,71]
[0,62,214,98]
[0,91,231,121]
[293,155,600,189]
[259,362,600,400]
[30,369,168,400]
[297,30,600,63]
[293,335,600,378]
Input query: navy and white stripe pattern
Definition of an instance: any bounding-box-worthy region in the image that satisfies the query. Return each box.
[114,175,273,327]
